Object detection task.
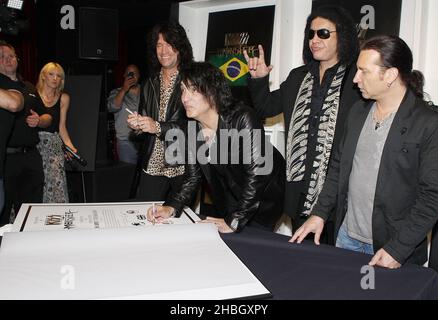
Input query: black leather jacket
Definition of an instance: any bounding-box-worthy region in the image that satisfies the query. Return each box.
[164,103,285,232]
[129,73,187,198]
[136,73,187,168]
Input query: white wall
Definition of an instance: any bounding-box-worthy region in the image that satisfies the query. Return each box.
[400,0,438,103]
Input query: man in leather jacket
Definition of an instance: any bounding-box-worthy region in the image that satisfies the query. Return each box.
[147,62,285,233]
[127,21,193,201]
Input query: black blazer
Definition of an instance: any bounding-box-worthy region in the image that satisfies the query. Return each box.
[164,103,285,232]
[247,63,362,217]
[248,63,361,165]
[313,90,438,265]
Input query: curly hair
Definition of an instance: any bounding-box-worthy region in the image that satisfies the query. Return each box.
[302,5,359,65]
[147,21,193,75]
[180,62,235,116]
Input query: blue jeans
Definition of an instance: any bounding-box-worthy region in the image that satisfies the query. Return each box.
[336,224,374,255]
[117,139,138,165]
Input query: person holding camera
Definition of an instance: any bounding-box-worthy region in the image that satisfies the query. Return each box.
[107,65,141,165]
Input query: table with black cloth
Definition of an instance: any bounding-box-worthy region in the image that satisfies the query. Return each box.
[221,227,438,300]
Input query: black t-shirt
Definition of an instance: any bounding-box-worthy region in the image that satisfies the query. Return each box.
[8,81,46,147]
[40,94,61,133]
[0,73,22,178]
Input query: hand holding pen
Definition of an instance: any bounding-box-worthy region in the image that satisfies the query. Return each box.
[152,203,157,225]
[126,110,157,134]
[147,204,176,224]
[126,109,140,131]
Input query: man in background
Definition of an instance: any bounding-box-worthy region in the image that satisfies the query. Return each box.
[0,42,52,226]
[0,42,24,216]
[107,64,141,164]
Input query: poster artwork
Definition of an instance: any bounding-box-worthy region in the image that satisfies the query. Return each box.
[205,6,275,88]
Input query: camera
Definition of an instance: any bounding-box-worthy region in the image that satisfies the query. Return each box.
[127,71,135,79]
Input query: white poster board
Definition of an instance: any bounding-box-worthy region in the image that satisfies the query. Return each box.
[0,203,270,300]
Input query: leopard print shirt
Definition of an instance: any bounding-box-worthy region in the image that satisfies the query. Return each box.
[145,71,185,178]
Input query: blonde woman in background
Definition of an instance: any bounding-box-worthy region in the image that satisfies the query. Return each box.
[36,62,76,203]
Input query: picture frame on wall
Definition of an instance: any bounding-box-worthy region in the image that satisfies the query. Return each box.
[204,5,275,103]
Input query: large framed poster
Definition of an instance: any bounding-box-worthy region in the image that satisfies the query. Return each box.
[205,5,275,103]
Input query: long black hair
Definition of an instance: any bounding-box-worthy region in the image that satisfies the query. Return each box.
[147,21,194,75]
[302,5,359,65]
[181,62,235,116]
[361,35,424,99]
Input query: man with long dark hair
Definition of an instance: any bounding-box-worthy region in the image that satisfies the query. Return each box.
[291,35,438,269]
[147,62,285,233]
[244,6,362,241]
[127,21,193,201]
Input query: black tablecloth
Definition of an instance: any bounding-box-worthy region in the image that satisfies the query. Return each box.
[221,227,438,300]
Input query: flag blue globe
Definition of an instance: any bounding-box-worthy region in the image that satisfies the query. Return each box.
[227,61,241,78]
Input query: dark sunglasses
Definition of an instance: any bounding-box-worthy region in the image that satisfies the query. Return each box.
[308,28,336,40]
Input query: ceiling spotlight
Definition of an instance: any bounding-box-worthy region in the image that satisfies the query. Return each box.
[7,0,24,10]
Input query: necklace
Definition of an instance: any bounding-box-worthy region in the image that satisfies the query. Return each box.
[40,93,57,106]
[374,121,382,130]
[373,107,396,130]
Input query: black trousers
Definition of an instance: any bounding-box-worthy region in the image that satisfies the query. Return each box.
[135,172,185,202]
[0,149,44,226]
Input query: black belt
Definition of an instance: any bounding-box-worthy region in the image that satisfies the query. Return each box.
[6,146,37,154]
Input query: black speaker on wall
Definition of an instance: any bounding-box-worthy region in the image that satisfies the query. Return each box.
[79,7,119,60]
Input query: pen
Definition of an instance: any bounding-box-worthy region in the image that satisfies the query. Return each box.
[152,202,156,225]
[126,108,142,131]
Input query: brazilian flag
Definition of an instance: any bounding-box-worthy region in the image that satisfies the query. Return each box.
[208,55,249,86]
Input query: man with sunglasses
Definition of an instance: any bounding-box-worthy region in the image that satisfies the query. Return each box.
[244,5,361,242]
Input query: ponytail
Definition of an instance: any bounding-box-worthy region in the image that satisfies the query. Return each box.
[409,70,424,99]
